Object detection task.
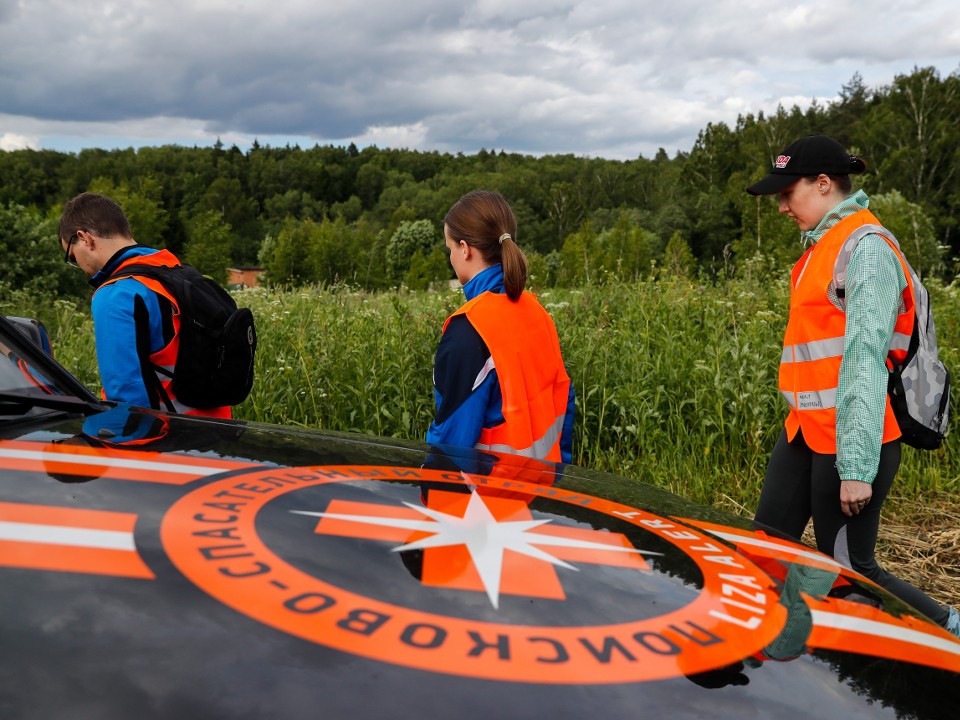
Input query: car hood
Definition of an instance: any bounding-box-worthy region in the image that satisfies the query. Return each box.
[1,403,958,719]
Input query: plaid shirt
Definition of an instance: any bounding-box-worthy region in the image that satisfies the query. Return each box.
[800,191,907,483]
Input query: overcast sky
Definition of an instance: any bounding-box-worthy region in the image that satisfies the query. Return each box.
[1,0,958,160]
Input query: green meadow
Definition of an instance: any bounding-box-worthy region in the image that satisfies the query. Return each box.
[5,270,959,514]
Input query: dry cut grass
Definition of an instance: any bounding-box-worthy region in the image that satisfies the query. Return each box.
[878,495,960,608]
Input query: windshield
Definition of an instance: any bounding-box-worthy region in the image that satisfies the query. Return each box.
[0,315,104,422]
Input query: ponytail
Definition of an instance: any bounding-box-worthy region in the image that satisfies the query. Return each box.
[444,189,528,301]
[499,234,528,301]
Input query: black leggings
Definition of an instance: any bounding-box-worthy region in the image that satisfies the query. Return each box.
[756,428,948,626]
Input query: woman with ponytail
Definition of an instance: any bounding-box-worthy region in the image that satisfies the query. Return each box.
[427,190,575,464]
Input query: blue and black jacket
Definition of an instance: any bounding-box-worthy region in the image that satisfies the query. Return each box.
[426,264,575,463]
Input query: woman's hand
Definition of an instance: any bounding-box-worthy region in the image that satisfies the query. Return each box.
[840,479,873,517]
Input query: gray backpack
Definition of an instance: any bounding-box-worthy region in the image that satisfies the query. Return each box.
[833,225,950,450]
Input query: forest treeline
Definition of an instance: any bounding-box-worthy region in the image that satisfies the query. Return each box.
[2,66,959,298]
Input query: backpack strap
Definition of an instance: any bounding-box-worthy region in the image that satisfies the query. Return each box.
[109,264,181,297]
[831,224,903,308]
[133,293,176,413]
[833,224,931,362]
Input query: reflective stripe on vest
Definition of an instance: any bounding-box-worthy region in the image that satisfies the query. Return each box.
[475,413,566,459]
[781,337,845,364]
[779,210,914,453]
[445,291,571,463]
[780,387,837,411]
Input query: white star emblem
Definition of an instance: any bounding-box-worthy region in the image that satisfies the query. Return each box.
[293,491,659,609]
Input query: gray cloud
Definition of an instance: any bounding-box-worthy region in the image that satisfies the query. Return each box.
[0,0,958,158]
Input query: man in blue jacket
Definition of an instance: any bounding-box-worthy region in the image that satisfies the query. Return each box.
[58,192,230,417]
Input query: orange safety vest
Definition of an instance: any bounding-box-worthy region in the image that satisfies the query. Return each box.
[97,250,231,419]
[780,209,913,453]
[444,291,571,462]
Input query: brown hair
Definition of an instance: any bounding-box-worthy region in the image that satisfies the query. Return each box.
[58,192,132,244]
[804,156,867,196]
[444,190,527,301]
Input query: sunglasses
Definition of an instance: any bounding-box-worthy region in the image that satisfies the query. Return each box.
[63,232,80,267]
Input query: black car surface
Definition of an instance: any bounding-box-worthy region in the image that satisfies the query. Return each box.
[0,313,957,719]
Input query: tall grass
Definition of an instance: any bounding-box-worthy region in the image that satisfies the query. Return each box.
[243,285,452,434]
[551,278,786,505]
[4,274,959,514]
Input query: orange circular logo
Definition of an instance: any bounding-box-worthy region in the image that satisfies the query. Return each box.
[161,465,786,683]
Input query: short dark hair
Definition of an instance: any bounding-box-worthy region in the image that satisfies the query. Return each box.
[58,192,132,244]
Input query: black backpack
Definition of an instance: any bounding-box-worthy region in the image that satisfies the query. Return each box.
[112,263,257,409]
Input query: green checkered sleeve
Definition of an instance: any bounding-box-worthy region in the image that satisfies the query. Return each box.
[836,234,907,483]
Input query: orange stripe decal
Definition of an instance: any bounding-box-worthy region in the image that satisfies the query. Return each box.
[0,501,154,579]
[0,439,254,485]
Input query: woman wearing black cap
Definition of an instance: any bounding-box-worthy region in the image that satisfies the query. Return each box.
[745,135,959,638]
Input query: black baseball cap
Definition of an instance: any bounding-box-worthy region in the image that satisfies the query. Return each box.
[745,135,866,195]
